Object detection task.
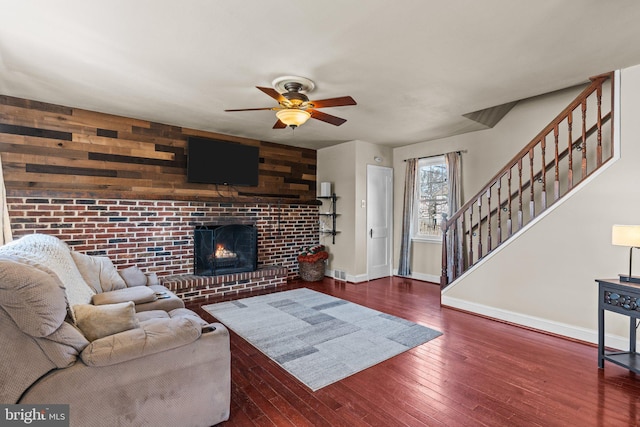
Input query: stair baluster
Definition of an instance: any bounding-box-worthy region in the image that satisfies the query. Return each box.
[441,72,614,288]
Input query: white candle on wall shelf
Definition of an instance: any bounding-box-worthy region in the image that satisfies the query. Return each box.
[320,182,332,197]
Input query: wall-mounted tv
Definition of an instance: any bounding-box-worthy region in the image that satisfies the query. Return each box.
[187,137,259,186]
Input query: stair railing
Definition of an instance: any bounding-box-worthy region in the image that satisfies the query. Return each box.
[441,72,615,288]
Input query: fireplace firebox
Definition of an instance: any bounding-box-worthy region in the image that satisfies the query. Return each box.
[193,223,257,276]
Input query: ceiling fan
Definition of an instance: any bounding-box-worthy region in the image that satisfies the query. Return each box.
[224,76,357,129]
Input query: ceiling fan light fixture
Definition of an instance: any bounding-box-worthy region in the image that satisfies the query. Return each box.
[276,109,311,128]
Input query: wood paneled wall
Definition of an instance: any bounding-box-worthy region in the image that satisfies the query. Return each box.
[0,95,317,203]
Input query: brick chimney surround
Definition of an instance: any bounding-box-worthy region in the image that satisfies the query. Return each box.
[8,197,319,305]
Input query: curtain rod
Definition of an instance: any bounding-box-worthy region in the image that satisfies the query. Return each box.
[403,149,467,162]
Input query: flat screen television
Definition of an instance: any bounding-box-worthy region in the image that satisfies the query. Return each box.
[187,137,259,186]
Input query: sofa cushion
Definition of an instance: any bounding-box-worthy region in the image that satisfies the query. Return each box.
[0,234,96,323]
[91,286,157,306]
[74,301,140,342]
[146,271,160,286]
[0,258,67,337]
[71,251,127,293]
[135,309,170,322]
[36,321,90,367]
[80,317,202,367]
[118,266,147,287]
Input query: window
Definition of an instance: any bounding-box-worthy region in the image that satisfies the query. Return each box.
[413,156,448,241]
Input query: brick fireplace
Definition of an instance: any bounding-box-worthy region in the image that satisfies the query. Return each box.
[1,95,321,303]
[193,221,258,276]
[7,197,319,302]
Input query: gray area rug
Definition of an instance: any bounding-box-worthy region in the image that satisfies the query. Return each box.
[203,288,442,391]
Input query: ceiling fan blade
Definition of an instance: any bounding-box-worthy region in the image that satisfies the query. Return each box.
[310,96,357,109]
[224,107,275,112]
[310,109,347,126]
[273,120,287,129]
[257,86,286,103]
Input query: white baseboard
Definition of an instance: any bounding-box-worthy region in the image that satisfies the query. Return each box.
[406,272,440,283]
[442,295,629,351]
[325,269,368,283]
[349,273,369,283]
[392,269,440,284]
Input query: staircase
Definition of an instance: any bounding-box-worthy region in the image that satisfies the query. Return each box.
[441,72,615,288]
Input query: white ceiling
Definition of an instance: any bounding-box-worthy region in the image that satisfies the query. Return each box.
[2,1,640,150]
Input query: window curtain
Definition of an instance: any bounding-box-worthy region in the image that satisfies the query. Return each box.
[445,152,462,282]
[0,156,12,245]
[398,158,417,276]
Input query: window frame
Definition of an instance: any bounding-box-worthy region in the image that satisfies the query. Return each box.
[412,155,448,243]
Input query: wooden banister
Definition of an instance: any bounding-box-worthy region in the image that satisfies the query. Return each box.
[467,112,612,236]
[441,72,614,287]
[446,74,611,227]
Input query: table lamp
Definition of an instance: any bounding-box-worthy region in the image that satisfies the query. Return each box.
[612,225,640,283]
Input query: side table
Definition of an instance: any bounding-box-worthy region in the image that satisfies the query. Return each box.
[596,278,640,373]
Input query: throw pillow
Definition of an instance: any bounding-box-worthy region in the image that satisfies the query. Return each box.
[118,266,147,287]
[71,251,127,293]
[0,258,67,337]
[146,272,160,286]
[74,301,140,342]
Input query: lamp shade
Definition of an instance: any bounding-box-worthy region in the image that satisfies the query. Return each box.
[276,109,311,128]
[612,225,640,247]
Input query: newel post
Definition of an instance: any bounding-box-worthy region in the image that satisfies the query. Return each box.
[440,213,448,288]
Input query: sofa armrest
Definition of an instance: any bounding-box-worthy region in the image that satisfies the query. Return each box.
[21,323,231,426]
[91,286,156,306]
[133,285,184,312]
[80,317,201,367]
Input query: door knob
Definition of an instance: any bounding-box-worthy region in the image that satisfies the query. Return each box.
[370,229,373,238]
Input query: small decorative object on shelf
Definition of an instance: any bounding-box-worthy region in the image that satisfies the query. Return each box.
[298,245,329,281]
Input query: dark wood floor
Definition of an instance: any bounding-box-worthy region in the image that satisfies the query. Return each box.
[190,277,640,427]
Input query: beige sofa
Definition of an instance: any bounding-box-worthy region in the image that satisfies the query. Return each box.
[0,234,230,427]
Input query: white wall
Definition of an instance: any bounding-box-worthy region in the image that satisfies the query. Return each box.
[392,84,588,281]
[318,140,392,281]
[317,66,638,348]
[317,142,357,277]
[443,66,640,349]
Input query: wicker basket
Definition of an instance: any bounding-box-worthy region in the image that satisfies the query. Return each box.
[298,259,326,281]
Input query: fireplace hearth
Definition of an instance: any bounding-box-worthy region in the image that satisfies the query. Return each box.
[194,222,257,276]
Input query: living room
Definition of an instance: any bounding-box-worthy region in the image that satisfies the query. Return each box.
[3,1,640,426]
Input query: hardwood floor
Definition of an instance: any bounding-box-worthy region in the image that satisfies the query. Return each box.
[189,277,640,427]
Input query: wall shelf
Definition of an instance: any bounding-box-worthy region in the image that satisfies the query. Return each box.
[318,193,338,244]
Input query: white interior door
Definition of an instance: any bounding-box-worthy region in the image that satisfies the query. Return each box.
[367,165,393,280]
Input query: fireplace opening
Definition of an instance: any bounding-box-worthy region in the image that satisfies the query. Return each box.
[194,223,257,276]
